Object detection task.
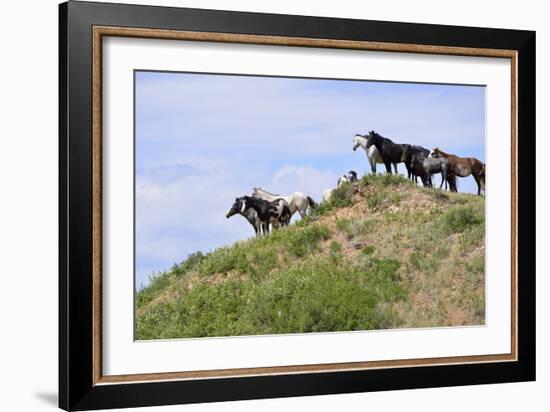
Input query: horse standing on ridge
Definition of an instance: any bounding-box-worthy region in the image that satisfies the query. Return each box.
[422,156,450,190]
[238,196,292,236]
[337,170,358,187]
[402,145,430,180]
[429,148,485,195]
[363,131,406,175]
[353,134,398,174]
[324,170,358,203]
[252,187,316,218]
[408,153,429,186]
[225,196,262,237]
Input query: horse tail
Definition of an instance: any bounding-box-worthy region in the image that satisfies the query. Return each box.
[307,196,317,209]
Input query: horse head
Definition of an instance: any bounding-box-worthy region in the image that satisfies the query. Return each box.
[352,134,366,151]
[365,131,378,148]
[226,197,245,218]
[429,147,440,158]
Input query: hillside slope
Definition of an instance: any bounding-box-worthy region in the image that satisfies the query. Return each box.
[136,174,485,340]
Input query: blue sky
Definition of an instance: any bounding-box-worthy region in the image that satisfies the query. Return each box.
[135,71,485,288]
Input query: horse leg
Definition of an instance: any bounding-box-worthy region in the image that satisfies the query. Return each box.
[439,172,445,190]
[473,174,482,196]
[368,157,376,174]
[393,163,398,174]
[449,174,457,192]
[384,161,392,174]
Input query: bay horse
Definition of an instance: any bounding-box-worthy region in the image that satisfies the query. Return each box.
[429,148,485,195]
[364,131,406,175]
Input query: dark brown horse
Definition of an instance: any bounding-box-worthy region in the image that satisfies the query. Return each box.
[429,148,485,195]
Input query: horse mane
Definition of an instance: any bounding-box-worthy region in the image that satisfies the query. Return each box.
[253,187,280,197]
[434,147,453,157]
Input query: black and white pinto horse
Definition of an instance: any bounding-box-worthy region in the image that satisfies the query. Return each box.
[252,187,316,218]
[337,170,358,187]
[226,196,262,237]
[364,131,406,175]
[239,196,291,236]
[324,170,358,203]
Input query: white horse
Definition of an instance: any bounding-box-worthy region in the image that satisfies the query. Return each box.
[352,134,398,174]
[252,187,316,218]
[322,188,334,203]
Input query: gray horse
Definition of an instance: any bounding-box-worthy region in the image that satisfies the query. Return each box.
[423,156,450,189]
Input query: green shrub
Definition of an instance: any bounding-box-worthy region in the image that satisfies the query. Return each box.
[437,205,484,234]
[336,218,374,239]
[198,244,248,277]
[171,251,205,277]
[360,173,411,188]
[136,256,407,339]
[329,182,355,208]
[367,192,401,211]
[362,245,376,255]
[136,270,173,308]
[285,224,331,257]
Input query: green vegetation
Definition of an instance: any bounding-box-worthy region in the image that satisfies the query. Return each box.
[136,254,406,339]
[136,173,486,339]
[367,191,402,211]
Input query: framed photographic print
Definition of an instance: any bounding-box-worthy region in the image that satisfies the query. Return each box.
[59,1,535,410]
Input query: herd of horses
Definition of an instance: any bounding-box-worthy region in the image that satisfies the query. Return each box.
[226,130,486,237]
[351,131,486,195]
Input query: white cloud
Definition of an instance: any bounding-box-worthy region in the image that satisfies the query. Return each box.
[270,164,339,203]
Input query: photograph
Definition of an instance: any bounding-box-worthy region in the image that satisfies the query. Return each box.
[54,1,536,410]
[134,70,486,340]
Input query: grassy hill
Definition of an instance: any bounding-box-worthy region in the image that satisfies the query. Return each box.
[136,174,485,340]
